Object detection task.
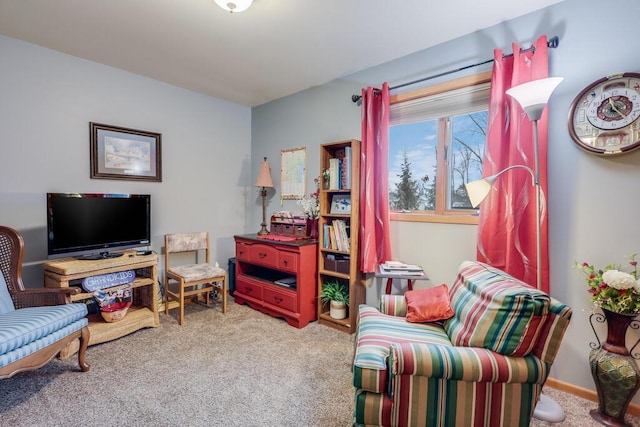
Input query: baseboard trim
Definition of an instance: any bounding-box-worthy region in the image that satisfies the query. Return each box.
[546,377,640,416]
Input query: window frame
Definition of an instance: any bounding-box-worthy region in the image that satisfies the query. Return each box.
[389,70,492,225]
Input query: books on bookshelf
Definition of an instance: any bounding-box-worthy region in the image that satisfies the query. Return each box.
[327,147,353,190]
[322,219,350,251]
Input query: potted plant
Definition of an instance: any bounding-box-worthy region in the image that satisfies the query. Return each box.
[320,280,349,320]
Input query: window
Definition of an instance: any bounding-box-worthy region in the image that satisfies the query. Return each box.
[388,72,491,224]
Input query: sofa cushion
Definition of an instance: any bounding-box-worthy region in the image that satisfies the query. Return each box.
[0,303,88,355]
[405,284,454,323]
[353,304,451,394]
[0,272,15,314]
[0,318,88,368]
[444,261,550,357]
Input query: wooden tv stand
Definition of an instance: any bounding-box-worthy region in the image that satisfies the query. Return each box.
[43,251,160,356]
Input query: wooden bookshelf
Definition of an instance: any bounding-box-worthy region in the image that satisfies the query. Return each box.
[317,139,365,334]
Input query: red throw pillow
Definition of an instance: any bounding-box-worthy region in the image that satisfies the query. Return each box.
[405,284,454,323]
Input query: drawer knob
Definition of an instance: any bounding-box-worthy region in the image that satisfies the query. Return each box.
[259,252,267,258]
[274,296,283,303]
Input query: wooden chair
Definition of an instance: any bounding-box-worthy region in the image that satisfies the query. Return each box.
[164,232,227,325]
[0,226,90,378]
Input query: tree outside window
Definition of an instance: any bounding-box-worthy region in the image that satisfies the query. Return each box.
[389,110,487,216]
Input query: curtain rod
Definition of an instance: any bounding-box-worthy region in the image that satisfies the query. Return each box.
[351,36,559,104]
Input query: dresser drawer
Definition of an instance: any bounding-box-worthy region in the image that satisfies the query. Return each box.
[264,286,296,313]
[248,244,279,269]
[235,277,263,300]
[278,251,298,274]
[236,242,251,262]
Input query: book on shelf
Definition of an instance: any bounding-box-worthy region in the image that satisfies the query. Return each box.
[344,146,352,189]
[379,261,424,274]
[274,276,297,287]
[330,219,350,252]
[379,264,424,276]
[329,158,340,190]
[327,147,352,191]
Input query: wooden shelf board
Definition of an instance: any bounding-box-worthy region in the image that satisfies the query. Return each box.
[87,306,159,346]
[70,277,155,301]
[44,252,157,276]
[318,311,353,332]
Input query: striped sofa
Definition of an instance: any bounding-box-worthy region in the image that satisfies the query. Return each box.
[0,225,90,378]
[353,260,572,427]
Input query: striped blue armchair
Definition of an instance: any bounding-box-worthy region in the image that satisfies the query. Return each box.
[0,226,90,378]
[353,260,572,426]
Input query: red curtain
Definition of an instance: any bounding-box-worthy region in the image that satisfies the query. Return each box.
[359,83,392,273]
[477,35,550,293]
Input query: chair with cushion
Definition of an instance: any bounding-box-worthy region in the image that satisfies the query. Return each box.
[0,225,90,378]
[164,232,227,325]
[352,260,572,427]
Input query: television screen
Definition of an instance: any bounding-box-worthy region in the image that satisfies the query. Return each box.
[47,193,151,259]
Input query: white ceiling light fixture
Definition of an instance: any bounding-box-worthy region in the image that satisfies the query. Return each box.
[214,0,253,13]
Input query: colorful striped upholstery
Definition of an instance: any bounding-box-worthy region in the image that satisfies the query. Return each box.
[353,305,451,394]
[379,295,407,317]
[444,261,551,357]
[356,374,541,427]
[353,260,572,427]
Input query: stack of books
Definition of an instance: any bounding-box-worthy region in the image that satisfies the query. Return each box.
[379,261,425,276]
[328,146,352,190]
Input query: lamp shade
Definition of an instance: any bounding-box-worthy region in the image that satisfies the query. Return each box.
[255,157,274,188]
[506,77,564,121]
[465,176,497,208]
[465,165,536,208]
[214,0,253,13]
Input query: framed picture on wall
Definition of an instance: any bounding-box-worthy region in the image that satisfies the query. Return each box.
[90,122,162,182]
[330,194,351,214]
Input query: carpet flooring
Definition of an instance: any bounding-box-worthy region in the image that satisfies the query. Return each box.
[0,299,638,426]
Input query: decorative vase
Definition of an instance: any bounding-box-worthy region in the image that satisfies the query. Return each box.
[307,218,319,240]
[589,308,640,427]
[329,300,347,320]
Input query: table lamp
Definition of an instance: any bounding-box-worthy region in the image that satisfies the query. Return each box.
[255,157,275,236]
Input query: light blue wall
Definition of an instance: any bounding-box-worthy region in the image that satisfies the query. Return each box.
[253,0,640,398]
[1,0,639,397]
[0,34,252,283]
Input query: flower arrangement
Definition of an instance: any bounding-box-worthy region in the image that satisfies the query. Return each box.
[577,254,640,315]
[322,168,330,188]
[296,176,320,219]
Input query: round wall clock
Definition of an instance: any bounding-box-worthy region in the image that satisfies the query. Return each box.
[568,72,640,155]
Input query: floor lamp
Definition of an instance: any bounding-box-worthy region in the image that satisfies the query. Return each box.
[255,157,275,236]
[465,76,564,422]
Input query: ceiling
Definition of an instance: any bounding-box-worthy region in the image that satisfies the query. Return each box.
[0,0,563,107]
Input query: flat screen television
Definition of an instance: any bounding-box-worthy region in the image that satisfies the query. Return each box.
[47,193,151,260]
